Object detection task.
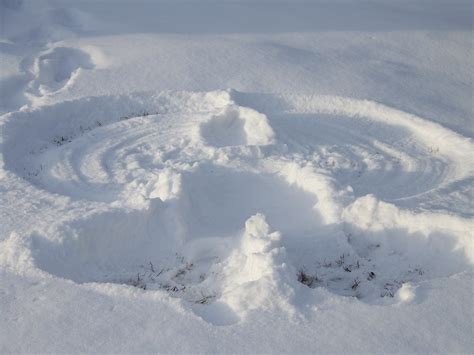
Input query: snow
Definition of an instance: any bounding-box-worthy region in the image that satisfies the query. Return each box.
[1,0,473,353]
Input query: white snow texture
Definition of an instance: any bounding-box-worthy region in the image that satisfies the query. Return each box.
[0,0,473,353]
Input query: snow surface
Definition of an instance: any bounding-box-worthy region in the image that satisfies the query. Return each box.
[1,0,473,353]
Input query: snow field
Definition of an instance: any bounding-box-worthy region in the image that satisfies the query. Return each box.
[1,0,473,352]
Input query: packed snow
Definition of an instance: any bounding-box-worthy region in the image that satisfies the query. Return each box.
[1,0,473,353]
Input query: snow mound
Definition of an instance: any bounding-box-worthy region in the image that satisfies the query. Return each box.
[1,90,472,319]
[200,105,275,147]
[218,214,294,316]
